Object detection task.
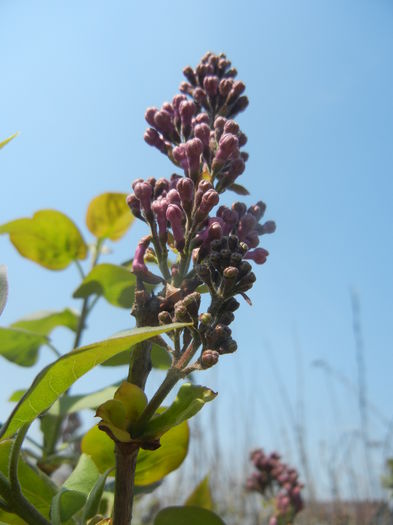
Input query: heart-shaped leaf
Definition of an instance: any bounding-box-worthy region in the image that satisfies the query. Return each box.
[154,506,225,525]
[0,327,47,366]
[0,210,87,270]
[81,420,189,486]
[86,193,134,241]
[0,322,189,441]
[73,264,136,308]
[0,265,8,316]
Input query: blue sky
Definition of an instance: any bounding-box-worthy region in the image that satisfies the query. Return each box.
[1,0,393,499]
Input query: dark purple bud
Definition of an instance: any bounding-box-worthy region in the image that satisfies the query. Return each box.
[162,102,174,115]
[201,350,219,369]
[238,133,248,147]
[224,120,239,135]
[261,220,276,234]
[245,231,259,249]
[206,220,223,243]
[248,201,266,220]
[203,75,219,96]
[144,128,167,155]
[194,113,210,125]
[169,173,182,189]
[226,67,238,77]
[239,213,257,236]
[177,178,194,211]
[172,94,188,112]
[166,204,185,250]
[230,157,246,176]
[179,81,193,95]
[145,107,158,127]
[134,182,152,212]
[172,144,188,170]
[232,202,247,218]
[126,194,143,220]
[132,236,150,274]
[219,78,233,97]
[245,247,269,264]
[194,123,210,148]
[198,189,219,219]
[183,66,197,85]
[193,87,207,104]
[154,178,170,197]
[240,151,249,162]
[228,95,249,117]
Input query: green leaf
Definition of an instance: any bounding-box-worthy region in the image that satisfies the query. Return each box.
[82,468,112,521]
[11,309,79,335]
[142,383,217,439]
[86,193,134,241]
[0,210,87,270]
[0,265,8,317]
[0,439,56,522]
[73,264,136,308]
[50,489,86,524]
[64,453,100,494]
[0,132,18,150]
[0,327,47,366]
[0,310,78,367]
[48,385,119,416]
[101,342,171,369]
[81,420,189,486]
[154,506,225,525]
[185,475,213,510]
[0,323,189,440]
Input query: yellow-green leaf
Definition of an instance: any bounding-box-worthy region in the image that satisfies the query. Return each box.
[0,210,87,270]
[0,327,47,366]
[185,475,213,510]
[73,264,136,308]
[86,193,134,241]
[81,420,189,486]
[0,322,189,441]
[0,265,8,317]
[0,132,18,150]
[11,308,79,335]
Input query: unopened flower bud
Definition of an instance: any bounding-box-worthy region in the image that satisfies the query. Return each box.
[179,100,196,128]
[228,95,249,117]
[201,350,219,369]
[185,138,203,175]
[224,120,239,135]
[134,182,153,213]
[182,291,201,318]
[248,201,266,221]
[193,87,207,104]
[203,75,219,96]
[151,197,168,240]
[219,78,233,97]
[223,297,240,312]
[232,202,247,218]
[166,189,181,205]
[238,133,248,147]
[219,311,235,325]
[176,178,194,213]
[174,303,191,322]
[158,311,172,325]
[245,248,269,265]
[145,107,158,127]
[194,123,210,148]
[260,220,276,234]
[154,109,174,138]
[132,236,150,274]
[183,66,197,85]
[126,194,143,220]
[238,260,252,278]
[166,204,185,250]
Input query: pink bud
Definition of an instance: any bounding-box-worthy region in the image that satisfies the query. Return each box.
[151,197,168,240]
[203,75,219,96]
[145,107,158,127]
[166,189,181,205]
[244,248,269,264]
[166,204,185,250]
[194,123,210,148]
[132,236,150,274]
[134,182,152,212]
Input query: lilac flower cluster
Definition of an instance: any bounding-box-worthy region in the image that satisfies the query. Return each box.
[126,52,275,370]
[247,449,304,525]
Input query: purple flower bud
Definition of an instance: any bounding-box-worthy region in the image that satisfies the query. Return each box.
[219,78,233,97]
[151,197,168,240]
[166,189,181,205]
[154,178,170,197]
[261,220,276,234]
[179,100,196,127]
[224,120,239,135]
[162,102,174,115]
[172,94,188,112]
[245,248,269,264]
[183,66,197,85]
[194,123,210,148]
[166,204,185,250]
[193,87,207,104]
[132,236,150,274]
[172,144,188,170]
[245,231,259,248]
[215,133,239,162]
[194,113,209,125]
[145,107,158,127]
[144,128,167,154]
[230,157,246,176]
[238,132,248,147]
[154,110,174,138]
[228,95,249,117]
[134,182,153,212]
[177,178,194,210]
[214,116,226,130]
[240,151,249,162]
[198,189,219,218]
[232,202,247,218]
[126,194,143,220]
[131,178,144,191]
[203,75,219,96]
[169,173,182,189]
[201,350,219,369]
[185,138,203,175]
[248,201,266,221]
[179,81,193,95]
